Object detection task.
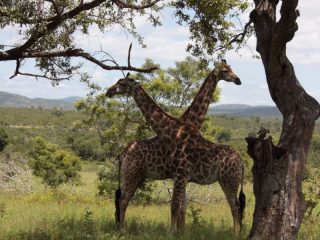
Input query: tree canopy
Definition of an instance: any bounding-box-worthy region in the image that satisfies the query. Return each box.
[0,0,249,84]
[74,57,219,158]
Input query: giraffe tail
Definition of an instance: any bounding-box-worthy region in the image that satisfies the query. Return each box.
[238,164,246,226]
[115,188,122,224]
[115,154,122,225]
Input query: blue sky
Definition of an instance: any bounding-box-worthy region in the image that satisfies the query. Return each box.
[0,1,319,106]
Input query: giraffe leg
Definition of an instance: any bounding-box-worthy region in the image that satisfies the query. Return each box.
[219,179,241,239]
[117,172,145,229]
[177,193,187,229]
[170,174,187,233]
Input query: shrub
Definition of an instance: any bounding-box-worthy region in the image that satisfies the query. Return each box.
[303,168,320,218]
[29,136,81,187]
[96,162,156,204]
[216,129,232,143]
[0,128,9,151]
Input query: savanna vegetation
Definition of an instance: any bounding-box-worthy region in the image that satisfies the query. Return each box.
[0,59,319,239]
[1,0,319,239]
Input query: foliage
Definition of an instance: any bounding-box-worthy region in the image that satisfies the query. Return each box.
[29,136,81,187]
[188,205,204,225]
[303,168,320,218]
[133,57,220,109]
[75,94,148,159]
[309,134,320,168]
[0,107,85,127]
[171,0,250,59]
[0,201,5,219]
[82,209,95,240]
[0,151,319,239]
[0,0,250,83]
[0,0,164,81]
[96,163,119,197]
[76,57,221,160]
[96,163,155,204]
[66,129,106,161]
[216,128,232,143]
[0,128,9,151]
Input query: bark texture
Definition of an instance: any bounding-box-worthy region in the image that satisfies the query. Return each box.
[247,0,320,239]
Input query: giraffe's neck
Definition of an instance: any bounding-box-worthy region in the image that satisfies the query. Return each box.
[180,70,218,129]
[132,85,177,137]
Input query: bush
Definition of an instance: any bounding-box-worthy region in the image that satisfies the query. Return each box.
[96,162,155,204]
[29,136,81,187]
[96,163,118,197]
[303,168,320,218]
[0,128,9,151]
[216,129,232,143]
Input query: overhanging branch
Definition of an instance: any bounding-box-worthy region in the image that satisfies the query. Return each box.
[6,0,108,56]
[111,0,162,10]
[5,0,163,56]
[215,19,253,52]
[5,47,158,81]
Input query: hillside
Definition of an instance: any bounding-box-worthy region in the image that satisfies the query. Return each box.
[0,91,282,117]
[210,104,281,117]
[0,91,81,110]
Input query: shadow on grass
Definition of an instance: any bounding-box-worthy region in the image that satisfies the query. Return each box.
[4,214,249,240]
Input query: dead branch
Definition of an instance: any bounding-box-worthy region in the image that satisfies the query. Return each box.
[128,42,132,68]
[161,181,224,205]
[215,19,253,52]
[14,71,73,82]
[10,59,21,79]
[0,155,33,193]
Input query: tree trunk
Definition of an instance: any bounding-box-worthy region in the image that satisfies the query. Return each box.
[246,0,320,239]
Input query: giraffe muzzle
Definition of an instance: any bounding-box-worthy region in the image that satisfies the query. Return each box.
[106,87,117,98]
[234,77,241,85]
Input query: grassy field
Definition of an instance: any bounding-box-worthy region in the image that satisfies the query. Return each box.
[0,162,319,240]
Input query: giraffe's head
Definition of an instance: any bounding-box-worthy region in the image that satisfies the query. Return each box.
[106,74,139,98]
[215,60,241,85]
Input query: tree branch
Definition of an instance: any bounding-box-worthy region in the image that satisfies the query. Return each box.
[111,0,162,10]
[6,0,108,56]
[10,59,21,79]
[272,0,299,54]
[5,0,162,56]
[4,48,158,81]
[128,42,132,68]
[45,0,63,16]
[215,19,253,52]
[14,71,73,82]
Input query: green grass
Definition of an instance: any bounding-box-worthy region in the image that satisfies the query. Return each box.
[0,162,319,240]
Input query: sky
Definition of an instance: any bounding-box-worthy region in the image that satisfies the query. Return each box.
[0,1,319,106]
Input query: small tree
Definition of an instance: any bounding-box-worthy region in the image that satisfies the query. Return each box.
[0,128,9,151]
[216,129,232,143]
[96,163,155,204]
[29,136,81,188]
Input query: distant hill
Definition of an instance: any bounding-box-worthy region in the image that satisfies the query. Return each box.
[0,91,282,117]
[209,104,281,117]
[0,91,81,110]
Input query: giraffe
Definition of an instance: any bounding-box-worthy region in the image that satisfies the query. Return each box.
[106,61,245,237]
